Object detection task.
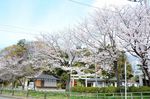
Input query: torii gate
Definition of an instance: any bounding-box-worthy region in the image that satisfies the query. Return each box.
[71,74,98,87]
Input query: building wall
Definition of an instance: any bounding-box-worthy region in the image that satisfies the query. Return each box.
[35,80,42,87]
[44,80,57,87]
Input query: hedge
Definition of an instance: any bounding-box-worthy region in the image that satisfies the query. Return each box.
[128,86,150,92]
[71,86,119,93]
[71,86,99,93]
[71,86,150,93]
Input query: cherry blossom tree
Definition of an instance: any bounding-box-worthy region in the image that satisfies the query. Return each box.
[0,40,46,89]
[73,9,122,87]
[36,32,90,90]
[116,5,150,85]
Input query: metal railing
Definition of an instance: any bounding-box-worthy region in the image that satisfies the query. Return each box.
[0,89,150,99]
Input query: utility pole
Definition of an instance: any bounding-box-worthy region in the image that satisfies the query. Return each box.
[94,54,98,87]
[125,61,127,99]
[114,60,120,87]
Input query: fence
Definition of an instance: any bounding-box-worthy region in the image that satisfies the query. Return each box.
[0,89,150,99]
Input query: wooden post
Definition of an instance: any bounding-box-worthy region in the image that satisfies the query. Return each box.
[0,89,2,94]
[131,93,133,99]
[26,90,29,97]
[104,93,106,99]
[121,93,123,99]
[141,92,143,99]
[12,89,14,96]
[44,92,47,99]
[96,91,98,99]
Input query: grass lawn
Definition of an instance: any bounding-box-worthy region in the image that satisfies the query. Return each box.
[0,89,150,99]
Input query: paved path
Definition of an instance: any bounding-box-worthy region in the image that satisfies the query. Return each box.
[0,96,16,99]
[0,95,32,99]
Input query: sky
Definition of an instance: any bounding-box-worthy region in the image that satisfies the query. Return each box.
[0,0,137,49]
[0,0,94,48]
[0,0,141,73]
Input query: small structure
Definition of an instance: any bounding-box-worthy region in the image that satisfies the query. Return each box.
[71,74,125,87]
[29,74,58,89]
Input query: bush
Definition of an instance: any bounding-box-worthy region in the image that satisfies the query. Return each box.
[97,87,105,93]
[72,86,150,93]
[139,86,150,92]
[72,86,118,93]
[72,86,84,92]
[71,86,99,93]
[127,86,150,92]
[86,87,99,93]
[128,86,139,92]
[104,86,118,93]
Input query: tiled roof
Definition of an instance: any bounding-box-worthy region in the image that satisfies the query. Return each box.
[34,74,58,80]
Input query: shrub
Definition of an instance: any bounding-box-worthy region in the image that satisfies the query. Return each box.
[139,86,150,92]
[71,86,99,93]
[128,86,139,92]
[72,86,85,92]
[86,87,99,93]
[98,87,105,93]
[72,86,118,93]
[128,86,150,92]
[104,86,118,93]
[72,86,150,93]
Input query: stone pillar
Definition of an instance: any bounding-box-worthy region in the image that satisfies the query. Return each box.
[93,82,96,87]
[115,82,117,87]
[102,82,105,87]
[85,77,88,87]
[72,77,74,87]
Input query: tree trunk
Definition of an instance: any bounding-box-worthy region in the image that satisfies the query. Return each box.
[143,73,148,86]
[12,82,15,90]
[66,74,70,92]
[114,61,120,87]
[141,60,150,86]
[18,79,25,90]
[34,80,36,91]
[143,67,150,86]
[65,74,71,99]
[21,83,25,90]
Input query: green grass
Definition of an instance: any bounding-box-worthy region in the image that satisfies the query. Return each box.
[0,89,150,99]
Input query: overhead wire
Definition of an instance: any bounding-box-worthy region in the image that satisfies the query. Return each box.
[0,29,36,36]
[67,0,119,13]
[0,0,113,37]
[0,24,41,33]
[0,0,99,36]
[0,24,49,36]
[67,0,100,9]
